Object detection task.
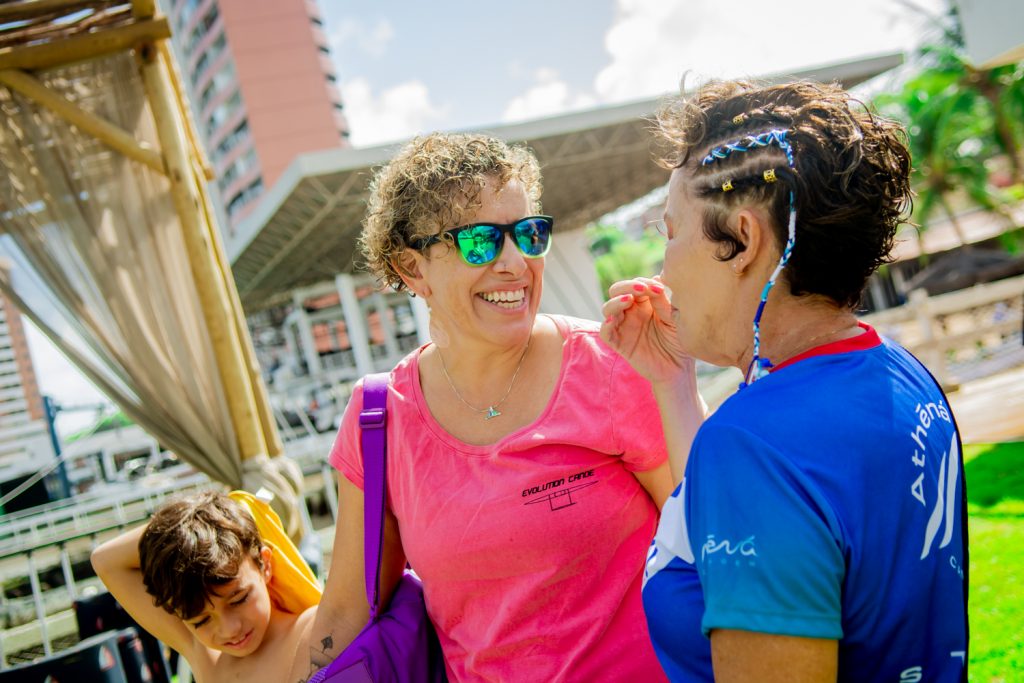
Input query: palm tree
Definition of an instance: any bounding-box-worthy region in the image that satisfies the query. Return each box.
[877,45,1023,250]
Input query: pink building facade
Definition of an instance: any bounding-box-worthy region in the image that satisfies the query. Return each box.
[164,0,350,231]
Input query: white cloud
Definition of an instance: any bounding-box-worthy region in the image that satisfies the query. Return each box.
[497,0,943,125]
[594,0,948,104]
[341,78,450,147]
[329,18,395,59]
[501,68,598,123]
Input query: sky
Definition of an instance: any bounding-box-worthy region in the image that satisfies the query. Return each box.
[321,0,947,146]
[29,0,948,435]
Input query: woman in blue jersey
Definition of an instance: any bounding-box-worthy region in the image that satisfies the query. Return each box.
[601,80,969,682]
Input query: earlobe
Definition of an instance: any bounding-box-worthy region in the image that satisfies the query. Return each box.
[732,208,770,274]
[393,249,431,299]
[260,546,273,581]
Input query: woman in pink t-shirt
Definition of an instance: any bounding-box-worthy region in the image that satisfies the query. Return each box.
[306,132,678,682]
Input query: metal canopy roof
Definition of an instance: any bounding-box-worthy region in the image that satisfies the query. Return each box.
[228,52,903,312]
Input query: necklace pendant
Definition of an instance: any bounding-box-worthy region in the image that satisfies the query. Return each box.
[484,406,501,420]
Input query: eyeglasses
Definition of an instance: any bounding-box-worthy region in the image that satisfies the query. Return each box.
[646,219,668,237]
[410,215,554,266]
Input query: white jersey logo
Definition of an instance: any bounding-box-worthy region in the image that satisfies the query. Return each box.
[644,479,693,586]
[921,431,960,560]
[899,665,923,682]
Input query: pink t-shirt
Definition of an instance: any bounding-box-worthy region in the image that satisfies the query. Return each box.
[330,315,668,682]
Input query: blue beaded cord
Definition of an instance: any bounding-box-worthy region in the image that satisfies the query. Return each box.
[700,129,797,387]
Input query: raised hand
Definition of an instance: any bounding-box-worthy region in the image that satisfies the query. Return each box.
[600,276,694,385]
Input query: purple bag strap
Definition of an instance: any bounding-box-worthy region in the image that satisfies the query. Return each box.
[358,372,390,621]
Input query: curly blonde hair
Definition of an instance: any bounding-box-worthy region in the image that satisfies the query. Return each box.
[361,132,543,291]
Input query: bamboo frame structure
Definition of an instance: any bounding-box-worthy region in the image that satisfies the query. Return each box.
[129,0,153,19]
[0,17,170,71]
[0,68,164,172]
[0,0,284,465]
[135,40,269,461]
[0,0,120,23]
[152,38,282,458]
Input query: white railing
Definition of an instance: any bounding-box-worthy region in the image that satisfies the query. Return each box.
[863,274,1024,388]
[0,449,340,668]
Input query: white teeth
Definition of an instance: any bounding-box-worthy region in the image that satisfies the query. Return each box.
[481,288,525,305]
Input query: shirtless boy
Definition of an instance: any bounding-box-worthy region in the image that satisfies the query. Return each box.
[92,490,320,682]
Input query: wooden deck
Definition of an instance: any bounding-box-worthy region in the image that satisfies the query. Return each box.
[947,365,1024,443]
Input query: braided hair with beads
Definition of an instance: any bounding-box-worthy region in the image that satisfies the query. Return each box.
[653,80,912,386]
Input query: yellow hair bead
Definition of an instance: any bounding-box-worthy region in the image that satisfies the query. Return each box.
[722,179,734,192]
[732,113,748,125]
[763,168,777,183]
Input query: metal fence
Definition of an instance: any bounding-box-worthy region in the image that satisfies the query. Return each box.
[0,472,213,666]
[0,438,342,669]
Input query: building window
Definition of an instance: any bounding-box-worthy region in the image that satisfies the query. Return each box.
[191,32,227,87]
[317,44,330,55]
[206,90,242,137]
[176,0,201,35]
[216,120,250,158]
[219,148,258,191]
[185,3,220,54]
[198,61,237,111]
[227,177,264,217]
[311,16,323,27]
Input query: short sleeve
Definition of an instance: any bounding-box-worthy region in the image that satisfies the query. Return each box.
[328,381,365,490]
[685,423,845,639]
[609,354,669,472]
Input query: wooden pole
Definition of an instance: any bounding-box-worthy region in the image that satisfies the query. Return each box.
[135,40,268,464]
[0,17,169,71]
[156,41,213,180]
[0,0,103,22]
[0,68,165,174]
[158,41,283,459]
[129,0,156,20]
[202,180,285,458]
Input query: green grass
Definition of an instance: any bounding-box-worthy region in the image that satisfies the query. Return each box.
[964,442,1024,682]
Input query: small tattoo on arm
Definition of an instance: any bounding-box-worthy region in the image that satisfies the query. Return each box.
[308,630,337,675]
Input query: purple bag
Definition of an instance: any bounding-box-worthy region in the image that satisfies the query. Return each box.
[310,374,447,683]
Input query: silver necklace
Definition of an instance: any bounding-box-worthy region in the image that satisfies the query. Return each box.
[437,335,531,420]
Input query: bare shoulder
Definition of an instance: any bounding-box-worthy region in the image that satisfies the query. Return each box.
[293,604,319,647]
[287,606,322,682]
[176,638,219,683]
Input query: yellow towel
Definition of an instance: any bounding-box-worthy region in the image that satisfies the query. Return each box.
[228,490,322,614]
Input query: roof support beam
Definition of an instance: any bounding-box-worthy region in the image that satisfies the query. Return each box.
[0,0,104,22]
[0,68,165,174]
[0,16,169,71]
[130,0,155,19]
[239,171,362,296]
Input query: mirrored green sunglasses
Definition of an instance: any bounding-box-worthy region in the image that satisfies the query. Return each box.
[410,215,554,266]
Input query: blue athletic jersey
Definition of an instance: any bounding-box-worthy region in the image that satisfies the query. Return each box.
[643,326,967,682]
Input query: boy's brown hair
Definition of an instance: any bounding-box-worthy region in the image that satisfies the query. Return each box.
[139,490,264,620]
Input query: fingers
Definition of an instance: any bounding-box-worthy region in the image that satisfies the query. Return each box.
[607,276,664,299]
[605,278,669,321]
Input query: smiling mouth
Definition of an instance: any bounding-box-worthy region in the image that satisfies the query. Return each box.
[225,630,253,649]
[479,288,526,308]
